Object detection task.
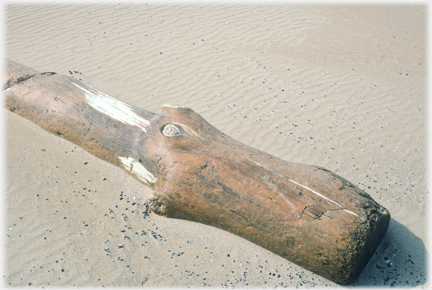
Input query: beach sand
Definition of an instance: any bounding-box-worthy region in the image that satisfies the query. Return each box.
[3,4,428,287]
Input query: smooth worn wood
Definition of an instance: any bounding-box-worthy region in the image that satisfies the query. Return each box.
[4,59,390,284]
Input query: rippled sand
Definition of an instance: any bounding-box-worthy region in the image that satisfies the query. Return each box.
[4,4,427,287]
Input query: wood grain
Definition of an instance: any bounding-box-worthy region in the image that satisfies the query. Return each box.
[4,59,390,284]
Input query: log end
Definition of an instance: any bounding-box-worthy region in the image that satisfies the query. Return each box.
[342,206,390,284]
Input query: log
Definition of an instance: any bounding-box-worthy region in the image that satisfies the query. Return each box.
[3,59,390,284]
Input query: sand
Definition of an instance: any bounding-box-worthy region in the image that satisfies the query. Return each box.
[3,3,428,288]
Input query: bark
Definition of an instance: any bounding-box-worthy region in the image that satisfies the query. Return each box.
[3,58,390,284]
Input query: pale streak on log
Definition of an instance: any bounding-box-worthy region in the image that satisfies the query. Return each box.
[4,59,157,186]
[243,156,359,218]
[72,82,151,132]
[3,59,390,285]
[118,156,158,185]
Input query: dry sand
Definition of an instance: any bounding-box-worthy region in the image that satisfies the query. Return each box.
[3,3,428,288]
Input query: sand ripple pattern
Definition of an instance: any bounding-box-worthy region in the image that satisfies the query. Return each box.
[5,4,427,287]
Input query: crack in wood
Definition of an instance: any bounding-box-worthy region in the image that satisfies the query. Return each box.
[3,72,56,91]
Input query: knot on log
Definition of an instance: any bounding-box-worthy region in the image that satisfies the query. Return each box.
[162,124,181,137]
[148,195,168,216]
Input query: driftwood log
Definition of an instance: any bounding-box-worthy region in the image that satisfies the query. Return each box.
[4,59,390,284]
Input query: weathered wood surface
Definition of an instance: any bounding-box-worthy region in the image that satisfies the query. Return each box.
[3,59,390,284]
